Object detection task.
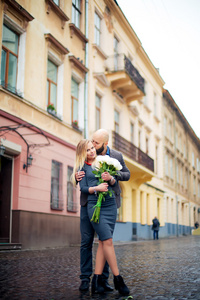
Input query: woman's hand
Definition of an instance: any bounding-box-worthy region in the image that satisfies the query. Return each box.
[97,182,108,192]
[101,172,112,181]
[75,171,85,182]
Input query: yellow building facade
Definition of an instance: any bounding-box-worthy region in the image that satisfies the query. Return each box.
[0,0,199,249]
[163,90,200,236]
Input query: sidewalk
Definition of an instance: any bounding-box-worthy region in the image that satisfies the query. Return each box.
[0,236,200,300]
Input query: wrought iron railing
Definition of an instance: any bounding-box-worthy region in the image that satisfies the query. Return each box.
[112,131,154,172]
[105,54,145,93]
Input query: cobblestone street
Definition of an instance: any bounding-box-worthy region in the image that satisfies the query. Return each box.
[0,236,200,300]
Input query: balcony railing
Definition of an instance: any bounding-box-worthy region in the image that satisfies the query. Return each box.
[112,131,154,172]
[105,54,145,94]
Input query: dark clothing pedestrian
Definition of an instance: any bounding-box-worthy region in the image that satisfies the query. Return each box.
[194,221,199,229]
[152,217,160,240]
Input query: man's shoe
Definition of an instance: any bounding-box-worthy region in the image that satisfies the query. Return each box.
[79,281,89,291]
[102,280,114,291]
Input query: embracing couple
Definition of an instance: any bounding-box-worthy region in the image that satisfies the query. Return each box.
[72,129,130,296]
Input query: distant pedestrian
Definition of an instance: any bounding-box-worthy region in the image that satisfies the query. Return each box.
[152,217,160,240]
[194,221,199,229]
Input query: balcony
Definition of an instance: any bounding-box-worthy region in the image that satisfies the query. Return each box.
[112,131,154,185]
[105,54,145,103]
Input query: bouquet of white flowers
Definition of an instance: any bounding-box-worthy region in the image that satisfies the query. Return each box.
[91,155,122,223]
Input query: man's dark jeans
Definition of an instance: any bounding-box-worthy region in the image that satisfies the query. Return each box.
[153,230,159,240]
[80,205,109,282]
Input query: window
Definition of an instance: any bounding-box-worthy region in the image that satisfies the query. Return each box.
[95,93,101,130]
[165,153,168,176]
[67,166,78,212]
[155,145,158,174]
[94,12,101,46]
[164,117,167,136]
[176,162,179,184]
[1,24,19,93]
[71,78,79,125]
[185,171,188,190]
[138,130,141,149]
[114,36,119,71]
[53,0,59,5]
[193,176,196,195]
[51,160,63,210]
[192,152,195,168]
[154,92,157,116]
[170,157,173,179]
[114,110,119,133]
[146,137,149,155]
[130,123,134,144]
[198,181,200,198]
[47,60,57,109]
[72,0,81,28]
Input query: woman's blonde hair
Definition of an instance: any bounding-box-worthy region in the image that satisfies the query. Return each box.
[71,139,95,186]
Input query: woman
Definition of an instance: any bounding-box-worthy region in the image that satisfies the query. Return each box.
[72,139,129,296]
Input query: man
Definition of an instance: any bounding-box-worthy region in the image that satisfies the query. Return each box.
[76,129,130,292]
[152,216,160,240]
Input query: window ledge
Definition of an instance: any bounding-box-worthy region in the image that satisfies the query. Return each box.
[69,23,88,50]
[154,115,160,123]
[92,44,108,60]
[69,55,88,74]
[45,0,69,28]
[45,33,69,55]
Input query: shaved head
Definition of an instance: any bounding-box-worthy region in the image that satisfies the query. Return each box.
[92,129,109,155]
[93,129,109,143]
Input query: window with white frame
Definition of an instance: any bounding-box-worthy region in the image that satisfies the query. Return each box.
[1,24,19,94]
[169,121,172,140]
[114,110,119,133]
[47,59,58,110]
[71,77,79,126]
[130,123,134,144]
[193,176,196,195]
[198,181,200,198]
[53,0,59,5]
[51,160,63,210]
[196,158,199,172]
[180,165,183,186]
[185,169,188,190]
[114,36,119,71]
[192,152,195,168]
[164,116,167,136]
[72,0,81,28]
[154,92,157,117]
[155,145,158,174]
[146,137,149,155]
[67,166,78,212]
[165,153,168,176]
[95,93,101,130]
[170,157,173,179]
[176,162,179,183]
[94,11,101,46]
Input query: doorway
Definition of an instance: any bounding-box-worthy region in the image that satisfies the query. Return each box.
[0,156,12,243]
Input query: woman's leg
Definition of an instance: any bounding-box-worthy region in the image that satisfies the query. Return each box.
[94,241,106,274]
[102,238,119,276]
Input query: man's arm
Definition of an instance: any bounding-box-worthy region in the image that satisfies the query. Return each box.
[112,151,130,182]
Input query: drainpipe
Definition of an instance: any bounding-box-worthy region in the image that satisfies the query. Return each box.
[84,0,89,138]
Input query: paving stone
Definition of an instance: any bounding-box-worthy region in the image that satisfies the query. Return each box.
[0,236,200,299]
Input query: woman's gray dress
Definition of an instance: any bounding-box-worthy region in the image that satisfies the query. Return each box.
[79,163,117,241]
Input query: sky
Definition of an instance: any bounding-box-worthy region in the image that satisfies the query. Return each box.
[117,0,200,138]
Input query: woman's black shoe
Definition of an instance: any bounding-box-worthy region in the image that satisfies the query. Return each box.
[114,275,130,296]
[91,274,104,294]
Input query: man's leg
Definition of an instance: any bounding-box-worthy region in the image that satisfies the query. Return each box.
[79,205,94,290]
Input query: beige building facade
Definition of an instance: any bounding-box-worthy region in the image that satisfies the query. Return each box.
[163,90,200,236]
[0,0,199,249]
